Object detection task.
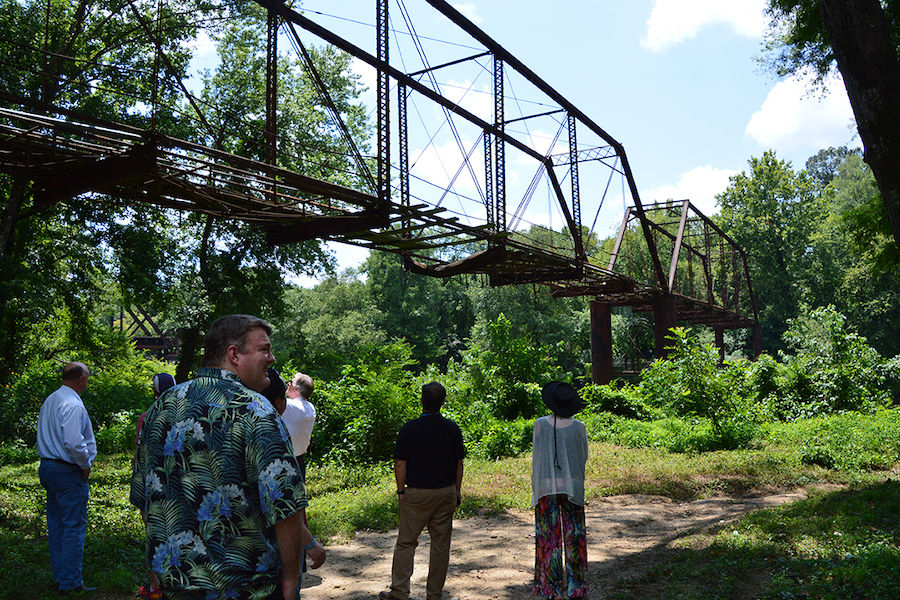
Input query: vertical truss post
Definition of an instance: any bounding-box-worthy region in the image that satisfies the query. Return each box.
[265,8,278,167]
[399,83,410,236]
[493,55,505,231]
[568,114,582,252]
[377,0,389,204]
[265,7,278,205]
[732,249,741,313]
[704,221,714,303]
[484,124,494,232]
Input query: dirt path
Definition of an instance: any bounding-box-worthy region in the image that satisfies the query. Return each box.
[303,486,841,600]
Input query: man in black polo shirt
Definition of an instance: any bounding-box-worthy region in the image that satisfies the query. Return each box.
[380,382,466,600]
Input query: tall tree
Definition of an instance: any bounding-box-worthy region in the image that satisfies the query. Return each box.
[272,273,387,381]
[821,151,900,357]
[364,251,474,370]
[0,0,226,377]
[165,7,371,379]
[715,151,821,353]
[763,0,900,254]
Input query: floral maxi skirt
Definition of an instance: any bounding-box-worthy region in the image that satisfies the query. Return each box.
[533,494,589,598]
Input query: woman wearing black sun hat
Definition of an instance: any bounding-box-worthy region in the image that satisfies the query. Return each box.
[531,381,589,600]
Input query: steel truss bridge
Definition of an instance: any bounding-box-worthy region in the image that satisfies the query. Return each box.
[0,0,759,381]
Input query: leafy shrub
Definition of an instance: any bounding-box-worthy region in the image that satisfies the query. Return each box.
[95,410,142,455]
[579,381,655,420]
[311,341,419,465]
[639,328,760,449]
[773,306,893,419]
[467,417,533,460]
[793,410,900,471]
[461,314,563,420]
[0,347,171,445]
[0,439,37,466]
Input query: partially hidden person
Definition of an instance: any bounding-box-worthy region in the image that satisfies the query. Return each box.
[36,362,97,596]
[380,382,465,600]
[531,381,589,600]
[131,314,325,600]
[260,369,316,573]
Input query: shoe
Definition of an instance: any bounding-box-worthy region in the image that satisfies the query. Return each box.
[379,592,400,600]
[138,585,164,599]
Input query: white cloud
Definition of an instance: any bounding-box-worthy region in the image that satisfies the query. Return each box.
[441,79,493,122]
[642,165,738,215]
[745,74,856,154]
[452,3,483,24]
[641,0,767,52]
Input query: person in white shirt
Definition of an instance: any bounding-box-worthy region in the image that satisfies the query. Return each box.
[285,372,317,467]
[262,369,318,572]
[36,362,97,595]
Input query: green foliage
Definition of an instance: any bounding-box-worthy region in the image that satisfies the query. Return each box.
[588,415,759,454]
[462,314,563,421]
[311,341,419,464]
[715,151,822,353]
[465,417,534,461]
[579,381,655,420]
[770,410,900,470]
[639,328,761,449]
[274,275,386,381]
[0,333,171,446]
[774,306,893,419]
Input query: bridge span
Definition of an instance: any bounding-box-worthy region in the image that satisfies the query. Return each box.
[0,0,759,381]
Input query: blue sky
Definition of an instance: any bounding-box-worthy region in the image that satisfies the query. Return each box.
[211,0,857,285]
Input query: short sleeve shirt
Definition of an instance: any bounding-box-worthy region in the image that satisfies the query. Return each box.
[130,368,305,600]
[394,413,466,489]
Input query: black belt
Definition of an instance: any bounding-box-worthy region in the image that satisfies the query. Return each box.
[43,457,75,466]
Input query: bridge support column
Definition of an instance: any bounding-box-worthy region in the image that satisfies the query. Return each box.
[653,295,677,359]
[590,301,613,385]
[714,326,725,364]
[752,322,763,359]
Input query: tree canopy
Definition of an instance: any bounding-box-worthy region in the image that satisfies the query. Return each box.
[761,0,900,254]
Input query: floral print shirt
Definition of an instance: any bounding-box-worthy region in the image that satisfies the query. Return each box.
[130,368,306,600]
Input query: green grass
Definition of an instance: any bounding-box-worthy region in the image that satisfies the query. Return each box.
[2,411,899,599]
[607,481,900,599]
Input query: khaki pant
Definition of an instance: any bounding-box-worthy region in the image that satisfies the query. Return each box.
[390,485,457,600]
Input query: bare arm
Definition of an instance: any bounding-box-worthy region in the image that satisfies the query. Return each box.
[394,459,407,501]
[456,459,464,504]
[274,512,325,599]
[274,513,303,600]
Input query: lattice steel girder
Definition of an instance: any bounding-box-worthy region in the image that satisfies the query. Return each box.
[258,0,612,253]
[32,142,156,206]
[376,0,389,204]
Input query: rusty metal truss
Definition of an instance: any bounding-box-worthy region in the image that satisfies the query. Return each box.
[0,0,757,336]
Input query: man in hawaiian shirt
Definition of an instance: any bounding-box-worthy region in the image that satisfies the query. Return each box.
[131,314,325,600]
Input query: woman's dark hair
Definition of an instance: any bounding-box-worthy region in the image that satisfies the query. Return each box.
[261,368,286,404]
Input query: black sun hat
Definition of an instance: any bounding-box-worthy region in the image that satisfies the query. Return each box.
[541,381,583,418]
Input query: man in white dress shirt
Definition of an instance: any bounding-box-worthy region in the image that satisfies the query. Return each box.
[285,372,316,468]
[36,362,97,595]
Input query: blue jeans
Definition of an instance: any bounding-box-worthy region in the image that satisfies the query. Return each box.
[39,459,89,591]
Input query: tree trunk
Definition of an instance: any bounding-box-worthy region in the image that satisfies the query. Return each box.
[819,0,900,252]
[0,178,27,256]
